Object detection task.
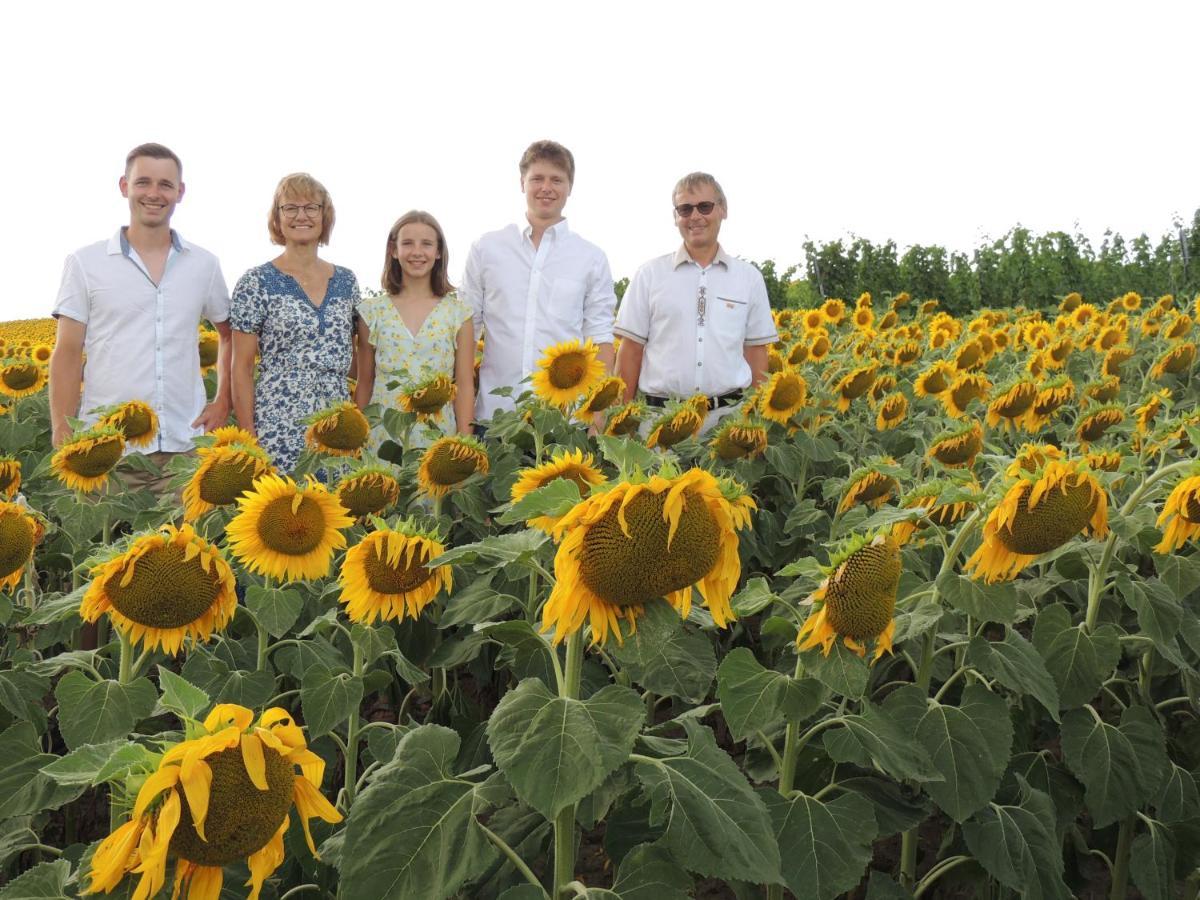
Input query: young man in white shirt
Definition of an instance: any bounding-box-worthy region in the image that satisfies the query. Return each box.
[614,172,777,432]
[461,140,617,424]
[49,143,232,488]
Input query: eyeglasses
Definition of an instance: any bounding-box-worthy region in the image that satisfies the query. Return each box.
[674,201,717,218]
[279,203,323,218]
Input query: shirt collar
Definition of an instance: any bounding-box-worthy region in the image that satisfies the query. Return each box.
[521,217,571,241]
[673,244,731,269]
[110,227,187,256]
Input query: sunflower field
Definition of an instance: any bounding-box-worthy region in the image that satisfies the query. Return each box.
[3,290,1200,900]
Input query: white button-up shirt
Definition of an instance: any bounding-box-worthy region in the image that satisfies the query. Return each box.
[462,220,617,421]
[52,228,230,453]
[614,245,777,398]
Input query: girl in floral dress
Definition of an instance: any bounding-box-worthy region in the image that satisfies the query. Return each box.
[354,211,475,450]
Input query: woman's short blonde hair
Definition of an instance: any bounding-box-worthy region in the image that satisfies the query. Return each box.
[268,173,336,246]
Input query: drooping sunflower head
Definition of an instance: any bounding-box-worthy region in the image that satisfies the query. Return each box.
[0,501,44,593]
[1075,403,1125,448]
[891,291,912,310]
[709,417,769,462]
[51,425,126,493]
[855,291,873,311]
[928,420,985,469]
[97,399,160,449]
[1163,312,1193,341]
[893,478,979,544]
[954,338,985,372]
[1084,376,1122,405]
[1005,442,1065,477]
[942,372,991,419]
[839,457,900,513]
[1102,344,1134,378]
[834,363,878,412]
[875,392,909,432]
[985,380,1039,430]
[84,703,341,900]
[1154,469,1200,553]
[1084,450,1123,473]
[868,373,898,406]
[1044,336,1073,368]
[198,327,220,372]
[0,455,21,500]
[893,341,922,366]
[339,520,452,624]
[767,347,786,373]
[913,360,955,398]
[646,403,704,450]
[183,442,274,522]
[335,465,402,519]
[225,474,353,582]
[1151,341,1197,380]
[531,338,605,408]
[808,333,833,361]
[417,434,490,498]
[1059,292,1083,314]
[80,524,238,654]
[759,369,807,426]
[685,393,712,417]
[575,376,626,421]
[396,372,456,420]
[511,448,607,532]
[1135,388,1171,437]
[0,357,47,399]
[797,532,900,661]
[605,401,646,437]
[966,459,1108,582]
[786,341,809,366]
[919,298,940,316]
[541,467,755,645]
[304,401,370,457]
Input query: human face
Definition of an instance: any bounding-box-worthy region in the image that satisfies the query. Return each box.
[522,161,571,225]
[673,183,726,258]
[120,157,184,229]
[392,222,441,281]
[277,194,324,245]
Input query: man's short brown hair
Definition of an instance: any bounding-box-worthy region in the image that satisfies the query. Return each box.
[673,172,727,210]
[519,140,575,186]
[125,143,182,179]
[267,173,336,247]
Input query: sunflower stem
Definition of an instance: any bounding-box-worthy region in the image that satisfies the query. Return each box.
[117,628,134,684]
[479,821,548,896]
[552,629,584,898]
[913,854,973,898]
[1109,815,1136,900]
[766,656,809,900]
[344,639,365,807]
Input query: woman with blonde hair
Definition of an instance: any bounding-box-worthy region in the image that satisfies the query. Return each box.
[354,210,475,448]
[230,173,361,471]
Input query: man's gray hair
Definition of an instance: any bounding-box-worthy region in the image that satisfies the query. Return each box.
[672,172,727,209]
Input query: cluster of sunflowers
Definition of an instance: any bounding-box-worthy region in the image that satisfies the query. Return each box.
[0,317,55,412]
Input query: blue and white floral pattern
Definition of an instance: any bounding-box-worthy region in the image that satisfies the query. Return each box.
[230,262,360,472]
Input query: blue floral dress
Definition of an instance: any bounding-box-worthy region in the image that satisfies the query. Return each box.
[230,262,360,472]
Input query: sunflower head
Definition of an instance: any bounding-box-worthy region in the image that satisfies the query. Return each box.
[985,380,1038,430]
[511,448,607,532]
[183,442,274,522]
[198,327,220,371]
[391,372,456,421]
[893,341,922,366]
[1076,403,1125,447]
[0,501,44,592]
[942,372,991,419]
[0,358,47,399]
[839,457,900,513]
[919,299,940,316]
[336,465,402,519]
[531,338,605,408]
[1005,442,1065,478]
[97,399,160,449]
[797,532,899,661]
[1084,450,1122,473]
[893,478,979,544]
[84,703,341,900]
[1102,344,1133,378]
[709,417,769,461]
[834,363,878,412]
[51,425,126,493]
[1083,376,1121,405]
[576,376,626,421]
[966,459,1108,582]
[954,339,985,372]
[869,373,898,406]
[928,420,984,468]
[1059,292,1083,314]
[1135,388,1171,437]
[821,298,846,325]
[417,434,489,498]
[605,401,646,437]
[305,401,370,457]
[759,369,807,425]
[339,520,452,624]
[0,455,21,500]
[808,333,833,361]
[767,347,786,373]
[786,341,809,366]
[891,291,911,310]
[541,467,754,645]
[647,402,704,449]
[1151,341,1197,380]
[81,523,238,654]
[875,392,909,431]
[1154,469,1200,553]
[225,474,353,582]
[30,343,52,365]
[1121,291,1142,312]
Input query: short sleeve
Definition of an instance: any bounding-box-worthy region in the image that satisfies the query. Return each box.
[613,263,652,344]
[743,266,778,346]
[447,293,473,327]
[346,270,362,311]
[461,241,485,336]
[52,254,90,325]
[203,259,231,324]
[582,249,617,344]
[358,295,380,340]
[229,269,267,335]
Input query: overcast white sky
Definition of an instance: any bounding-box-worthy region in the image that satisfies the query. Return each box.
[4,0,1196,321]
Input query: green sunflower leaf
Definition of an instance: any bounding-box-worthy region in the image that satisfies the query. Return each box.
[1031,603,1120,709]
[487,678,642,820]
[716,648,823,741]
[1117,575,1187,666]
[611,600,716,704]
[802,643,869,700]
[633,720,782,885]
[53,671,156,751]
[823,697,941,784]
[1130,817,1178,900]
[300,665,364,738]
[966,629,1060,721]
[1156,763,1200,823]
[608,842,694,899]
[729,577,778,616]
[37,739,131,786]
[0,723,81,819]
[154,666,210,721]
[765,789,878,900]
[244,584,304,638]
[962,780,1070,900]
[1060,708,1144,827]
[496,477,581,525]
[0,859,72,900]
[935,571,1017,625]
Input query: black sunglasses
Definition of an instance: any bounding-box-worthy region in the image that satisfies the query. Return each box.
[674,201,717,217]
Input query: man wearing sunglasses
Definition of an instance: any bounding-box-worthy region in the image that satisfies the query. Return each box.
[614,172,776,431]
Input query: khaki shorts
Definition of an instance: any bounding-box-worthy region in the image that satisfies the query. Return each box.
[118,450,195,503]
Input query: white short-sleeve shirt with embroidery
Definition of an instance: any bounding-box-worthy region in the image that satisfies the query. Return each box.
[52,228,230,453]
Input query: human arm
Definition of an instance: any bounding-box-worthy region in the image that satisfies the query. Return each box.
[353,317,375,409]
[192,319,233,431]
[744,344,769,387]
[461,240,485,338]
[743,268,778,389]
[615,337,644,403]
[231,331,259,436]
[48,316,85,447]
[452,319,477,435]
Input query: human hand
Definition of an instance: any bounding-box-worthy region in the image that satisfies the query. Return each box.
[192,400,231,433]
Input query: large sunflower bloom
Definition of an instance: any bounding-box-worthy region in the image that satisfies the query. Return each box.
[834,364,878,413]
[986,381,1038,431]
[338,522,452,623]
[1151,341,1197,380]
[797,533,899,662]
[80,524,237,654]
[531,338,605,408]
[0,358,46,399]
[759,369,807,426]
[542,468,754,645]
[941,373,991,419]
[869,374,898,406]
[97,399,159,449]
[928,421,984,469]
[511,448,607,532]
[1163,313,1192,341]
[965,460,1108,582]
[0,502,43,593]
[646,403,704,449]
[417,434,489,498]
[183,443,274,522]
[225,475,353,582]
[575,376,625,422]
[335,465,401,519]
[1155,472,1200,553]
[0,455,21,500]
[398,372,456,421]
[51,426,126,493]
[305,401,370,457]
[786,342,809,367]
[875,392,908,431]
[84,704,341,900]
[954,339,985,372]
[808,333,832,361]
[839,459,899,513]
